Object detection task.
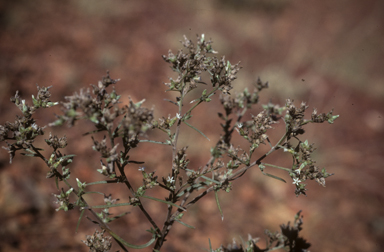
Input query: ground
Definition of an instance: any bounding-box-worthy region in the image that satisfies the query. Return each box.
[0,1,383,251]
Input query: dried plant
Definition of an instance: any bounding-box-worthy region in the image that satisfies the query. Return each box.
[0,35,338,252]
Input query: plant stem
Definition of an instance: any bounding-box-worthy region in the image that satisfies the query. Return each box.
[116,162,161,235]
[31,144,130,252]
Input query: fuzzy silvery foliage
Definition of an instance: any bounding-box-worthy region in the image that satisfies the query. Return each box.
[0,34,338,252]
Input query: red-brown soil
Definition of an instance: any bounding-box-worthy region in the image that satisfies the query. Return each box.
[1,1,383,251]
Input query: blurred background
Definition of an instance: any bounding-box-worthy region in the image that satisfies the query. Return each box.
[0,0,383,251]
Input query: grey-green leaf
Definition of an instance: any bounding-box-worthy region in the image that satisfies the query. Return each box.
[175,219,195,229]
[108,230,156,249]
[183,121,210,141]
[215,190,224,221]
[262,172,286,183]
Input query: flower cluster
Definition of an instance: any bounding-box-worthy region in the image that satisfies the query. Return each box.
[311,107,339,124]
[250,111,276,145]
[92,136,119,161]
[173,146,189,171]
[0,86,56,163]
[162,34,240,96]
[290,140,333,191]
[45,133,68,150]
[217,211,310,252]
[219,77,269,117]
[82,229,112,252]
[96,194,121,224]
[284,99,309,138]
[50,71,153,138]
[50,72,122,128]
[210,56,241,95]
[162,35,214,93]
[121,99,154,138]
[45,151,74,180]
[280,99,336,195]
[53,188,74,212]
[142,171,159,189]
[92,137,119,177]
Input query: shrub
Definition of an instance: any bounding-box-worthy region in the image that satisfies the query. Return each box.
[0,34,338,252]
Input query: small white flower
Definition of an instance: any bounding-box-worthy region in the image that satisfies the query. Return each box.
[138,167,145,171]
[176,113,181,119]
[167,176,175,184]
[31,123,38,130]
[295,169,300,175]
[237,123,243,128]
[292,178,301,186]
